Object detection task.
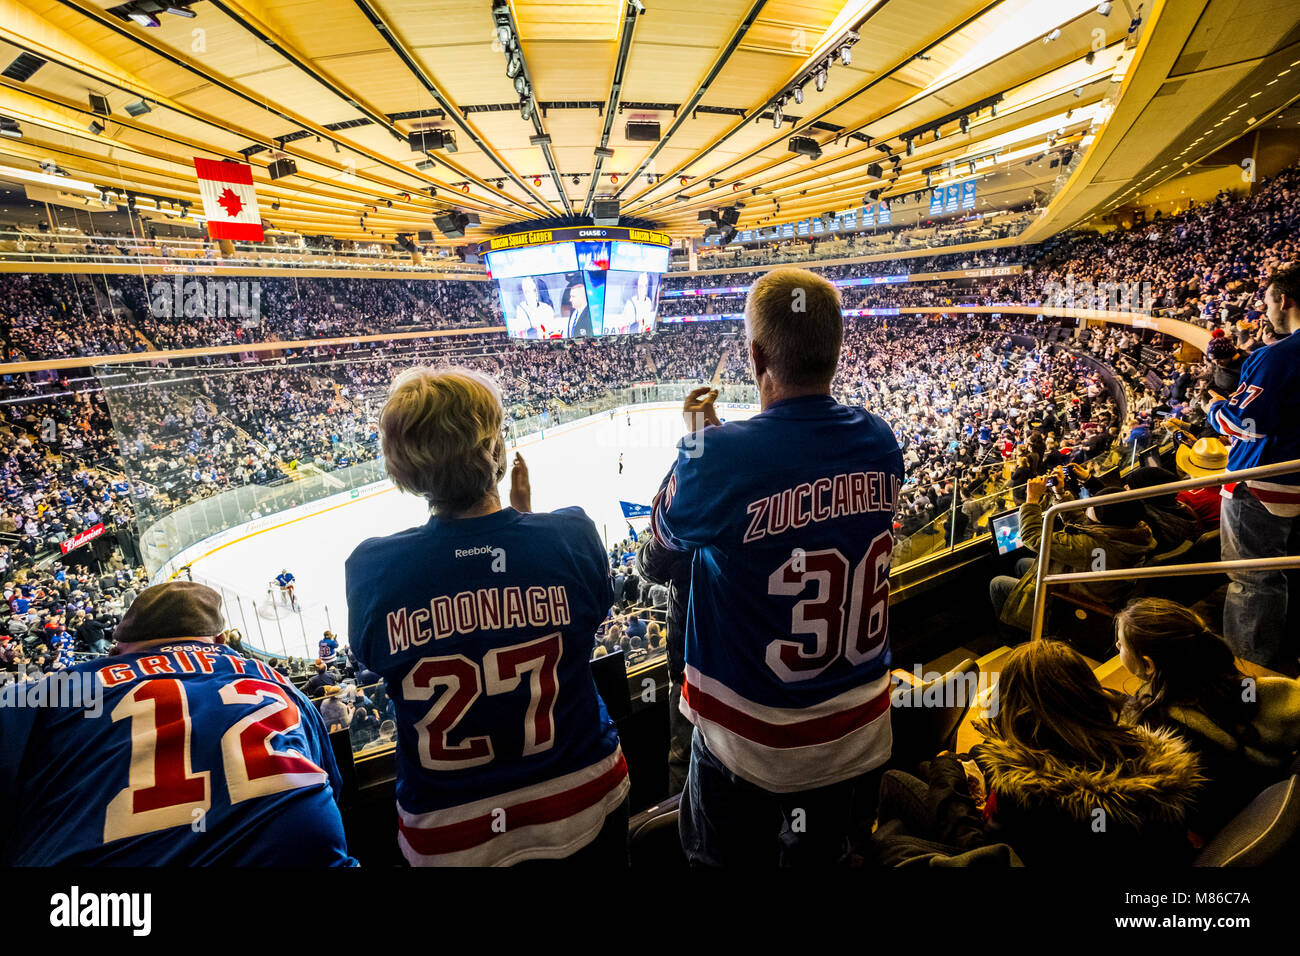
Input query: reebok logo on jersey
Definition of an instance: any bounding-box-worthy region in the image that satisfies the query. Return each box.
[454,545,507,572]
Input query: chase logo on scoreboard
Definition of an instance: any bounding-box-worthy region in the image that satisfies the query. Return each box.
[480,225,670,254]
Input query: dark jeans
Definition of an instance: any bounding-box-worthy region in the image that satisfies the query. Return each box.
[678,730,860,867]
[1221,484,1300,671]
[666,679,691,795]
[989,556,1036,623]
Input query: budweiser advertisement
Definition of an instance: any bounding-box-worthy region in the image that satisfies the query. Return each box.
[194,158,264,241]
[60,523,105,555]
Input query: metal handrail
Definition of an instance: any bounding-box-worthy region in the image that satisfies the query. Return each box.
[1028,457,1300,639]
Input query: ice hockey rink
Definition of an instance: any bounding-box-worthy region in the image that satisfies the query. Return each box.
[176,402,757,659]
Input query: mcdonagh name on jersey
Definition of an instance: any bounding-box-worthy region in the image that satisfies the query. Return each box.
[743,469,902,543]
[385,585,572,653]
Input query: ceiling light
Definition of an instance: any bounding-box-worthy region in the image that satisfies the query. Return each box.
[773,104,783,128]
[128,12,161,27]
[905,138,914,156]
[792,86,803,105]
[506,52,523,78]
[815,64,829,92]
[88,120,104,135]
[839,45,852,66]
[125,99,152,117]
[514,74,529,96]
[1096,2,1112,14]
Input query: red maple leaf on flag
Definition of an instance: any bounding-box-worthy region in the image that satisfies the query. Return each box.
[216,187,244,218]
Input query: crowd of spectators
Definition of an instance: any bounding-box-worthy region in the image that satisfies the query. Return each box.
[0,163,1294,665]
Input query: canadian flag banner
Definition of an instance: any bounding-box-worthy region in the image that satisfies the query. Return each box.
[194,157,264,241]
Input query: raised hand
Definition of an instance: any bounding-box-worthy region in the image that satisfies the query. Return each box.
[510,452,531,513]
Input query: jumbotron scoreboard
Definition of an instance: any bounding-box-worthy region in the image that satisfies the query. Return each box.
[478,226,671,340]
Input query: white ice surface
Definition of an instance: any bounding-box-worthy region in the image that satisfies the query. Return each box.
[186,404,756,658]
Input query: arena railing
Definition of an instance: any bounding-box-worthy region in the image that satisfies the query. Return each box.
[1027,459,1300,640]
[0,230,484,276]
[674,211,1039,274]
[894,411,1170,565]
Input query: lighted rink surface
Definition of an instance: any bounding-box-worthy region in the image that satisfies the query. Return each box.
[176,403,757,659]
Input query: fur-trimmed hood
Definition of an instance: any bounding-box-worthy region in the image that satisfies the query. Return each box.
[977,725,1205,829]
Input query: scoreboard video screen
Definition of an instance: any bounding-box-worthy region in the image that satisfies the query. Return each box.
[482,227,670,340]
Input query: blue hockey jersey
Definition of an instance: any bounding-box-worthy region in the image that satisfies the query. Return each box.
[0,643,354,866]
[652,394,905,792]
[1207,332,1300,516]
[345,506,627,866]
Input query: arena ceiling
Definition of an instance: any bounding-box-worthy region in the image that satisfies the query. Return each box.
[0,0,1295,248]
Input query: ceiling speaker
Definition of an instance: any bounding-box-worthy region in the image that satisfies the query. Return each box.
[268,158,298,180]
[433,211,470,238]
[593,199,619,226]
[625,121,660,142]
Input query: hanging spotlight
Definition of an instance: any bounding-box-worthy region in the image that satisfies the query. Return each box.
[514,74,529,96]
[905,138,914,156]
[792,85,803,105]
[815,63,829,92]
[506,52,523,78]
[933,128,941,141]
[572,175,580,185]
[533,176,542,187]
[610,173,619,184]
[680,176,689,186]
[959,115,970,133]
[839,44,852,66]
